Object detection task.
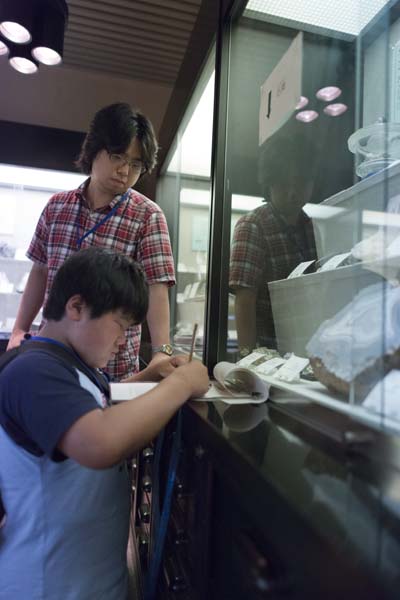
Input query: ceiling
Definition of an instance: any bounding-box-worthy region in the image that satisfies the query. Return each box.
[63,0,203,85]
[0,0,218,177]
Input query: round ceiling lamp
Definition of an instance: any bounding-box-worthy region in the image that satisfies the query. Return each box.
[316,86,342,102]
[295,96,309,110]
[296,110,319,123]
[8,42,38,74]
[31,0,68,66]
[0,39,9,56]
[0,0,37,44]
[0,0,68,73]
[324,103,348,117]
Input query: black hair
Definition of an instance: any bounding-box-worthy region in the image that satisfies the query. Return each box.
[75,103,158,176]
[43,247,149,324]
[258,119,321,194]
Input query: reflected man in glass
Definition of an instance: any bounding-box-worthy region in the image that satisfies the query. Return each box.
[229,124,319,358]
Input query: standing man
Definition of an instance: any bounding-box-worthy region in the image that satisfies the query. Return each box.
[7,103,175,380]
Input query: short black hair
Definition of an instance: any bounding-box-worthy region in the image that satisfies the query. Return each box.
[258,119,321,192]
[43,247,149,324]
[75,103,158,176]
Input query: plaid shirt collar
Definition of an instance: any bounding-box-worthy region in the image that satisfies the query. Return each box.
[77,178,131,211]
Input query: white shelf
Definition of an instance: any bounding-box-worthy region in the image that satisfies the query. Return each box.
[259,372,400,435]
[321,160,400,209]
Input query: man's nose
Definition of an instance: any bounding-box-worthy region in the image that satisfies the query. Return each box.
[117,161,130,175]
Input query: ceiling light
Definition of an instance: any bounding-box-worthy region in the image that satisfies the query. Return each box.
[0,21,30,44]
[324,103,348,116]
[0,0,68,73]
[0,0,36,44]
[31,0,68,66]
[316,86,342,102]
[296,110,319,123]
[8,43,38,74]
[295,96,309,110]
[0,40,9,56]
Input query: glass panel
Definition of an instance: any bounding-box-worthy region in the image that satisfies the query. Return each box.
[0,165,85,341]
[220,3,399,590]
[156,50,215,359]
[222,1,399,426]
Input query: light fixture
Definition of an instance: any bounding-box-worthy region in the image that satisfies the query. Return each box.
[8,42,38,74]
[0,0,36,44]
[0,39,9,56]
[296,110,319,123]
[316,86,342,102]
[295,96,309,110]
[324,103,348,117]
[0,0,68,74]
[32,0,68,66]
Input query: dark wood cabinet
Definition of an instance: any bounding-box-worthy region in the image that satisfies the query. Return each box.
[134,403,399,600]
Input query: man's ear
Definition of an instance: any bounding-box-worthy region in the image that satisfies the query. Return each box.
[65,294,86,321]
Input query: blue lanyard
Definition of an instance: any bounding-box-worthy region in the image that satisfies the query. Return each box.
[76,190,129,249]
[144,410,182,600]
[26,335,68,350]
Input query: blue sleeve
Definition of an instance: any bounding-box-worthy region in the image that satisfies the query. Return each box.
[0,352,100,460]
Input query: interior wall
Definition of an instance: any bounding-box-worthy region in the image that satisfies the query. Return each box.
[0,61,172,135]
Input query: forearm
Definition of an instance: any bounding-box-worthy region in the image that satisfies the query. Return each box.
[234,287,257,350]
[146,283,171,349]
[13,263,48,331]
[61,374,191,468]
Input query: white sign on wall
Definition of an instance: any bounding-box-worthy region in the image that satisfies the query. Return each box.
[259,32,303,145]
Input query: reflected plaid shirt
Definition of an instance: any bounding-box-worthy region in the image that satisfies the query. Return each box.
[229,202,317,348]
[27,181,175,380]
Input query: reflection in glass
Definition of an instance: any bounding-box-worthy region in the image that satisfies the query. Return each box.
[157,52,215,359]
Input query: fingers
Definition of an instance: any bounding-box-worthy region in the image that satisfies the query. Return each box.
[170,354,189,367]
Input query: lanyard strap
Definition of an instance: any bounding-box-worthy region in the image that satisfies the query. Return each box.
[76,190,129,249]
[144,410,182,600]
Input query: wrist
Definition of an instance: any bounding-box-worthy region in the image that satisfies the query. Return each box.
[239,345,252,358]
[152,343,173,357]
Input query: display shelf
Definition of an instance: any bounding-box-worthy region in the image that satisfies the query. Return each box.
[260,372,400,435]
[320,160,400,209]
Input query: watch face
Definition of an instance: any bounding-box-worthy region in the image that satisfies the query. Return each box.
[153,344,173,356]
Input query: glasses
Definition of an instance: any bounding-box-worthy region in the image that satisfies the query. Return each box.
[108,152,146,174]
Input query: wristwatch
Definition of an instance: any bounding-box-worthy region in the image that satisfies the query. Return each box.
[152,343,173,356]
[239,346,252,358]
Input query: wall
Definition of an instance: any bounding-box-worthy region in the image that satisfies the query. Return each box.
[0,60,172,135]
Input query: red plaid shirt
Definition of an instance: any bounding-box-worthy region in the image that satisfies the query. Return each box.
[27,180,175,379]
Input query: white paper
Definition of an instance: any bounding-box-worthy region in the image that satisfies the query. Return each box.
[236,352,266,367]
[111,382,158,402]
[259,32,303,145]
[192,361,269,404]
[287,260,315,278]
[274,355,309,383]
[255,356,286,375]
[318,252,351,272]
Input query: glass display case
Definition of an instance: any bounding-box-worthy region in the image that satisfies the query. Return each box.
[157,50,216,359]
[207,0,400,433]
[0,164,85,342]
[166,6,400,593]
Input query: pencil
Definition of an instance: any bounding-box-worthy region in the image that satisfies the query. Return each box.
[188,323,198,362]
